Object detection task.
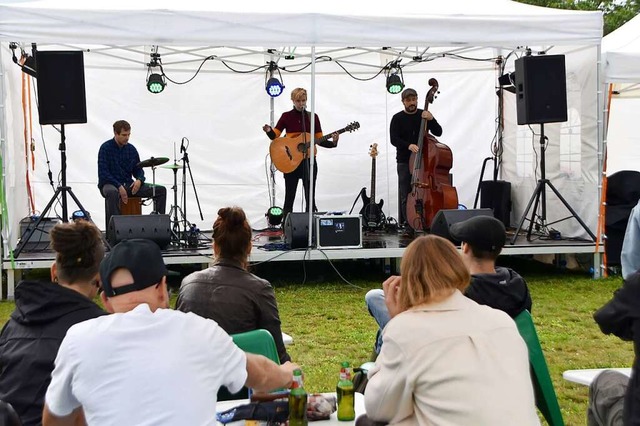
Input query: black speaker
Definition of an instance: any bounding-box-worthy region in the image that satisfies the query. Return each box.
[17,216,59,252]
[284,213,315,249]
[107,215,171,249]
[36,50,87,125]
[480,180,512,228]
[515,55,567,125]
[430,208,494,245]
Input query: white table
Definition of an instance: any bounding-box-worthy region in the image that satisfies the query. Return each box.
[563,368,632,386]
[216,392,365,425]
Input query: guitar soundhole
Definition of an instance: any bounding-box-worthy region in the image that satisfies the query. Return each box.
[297,143,307,153]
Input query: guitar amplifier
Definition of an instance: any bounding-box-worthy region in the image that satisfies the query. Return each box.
[315,215,362,249]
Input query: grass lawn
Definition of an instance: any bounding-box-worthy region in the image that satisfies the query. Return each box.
[0,256,632,425]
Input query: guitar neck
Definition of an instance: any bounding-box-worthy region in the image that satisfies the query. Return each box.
[316,126,349,144]
[370,157,376,202]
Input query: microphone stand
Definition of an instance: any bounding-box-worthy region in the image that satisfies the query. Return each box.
[180,140,204,246]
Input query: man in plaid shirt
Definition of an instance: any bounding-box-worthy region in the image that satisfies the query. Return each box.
[98,120,166,229]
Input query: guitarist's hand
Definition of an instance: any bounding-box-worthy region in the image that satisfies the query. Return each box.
[331,132,340,145]
[422,111,434,121]
[408,144,419,153]
[262,124,272,133]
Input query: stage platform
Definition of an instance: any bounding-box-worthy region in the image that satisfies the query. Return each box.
[1,227,604,300]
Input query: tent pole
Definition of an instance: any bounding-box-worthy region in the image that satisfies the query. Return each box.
[307,47,316,248]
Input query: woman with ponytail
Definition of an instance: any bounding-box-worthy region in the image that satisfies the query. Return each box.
[0,221,106,426]
[177,206,291,364]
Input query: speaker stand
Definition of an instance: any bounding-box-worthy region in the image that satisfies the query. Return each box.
[15,124,94,257]
[510,123,596,244]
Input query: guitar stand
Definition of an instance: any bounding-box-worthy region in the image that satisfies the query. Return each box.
[510,124,596,244]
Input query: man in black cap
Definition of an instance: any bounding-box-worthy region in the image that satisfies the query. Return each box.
[390,88,443,231]
[43,239,298,426]
[365,215,531,356]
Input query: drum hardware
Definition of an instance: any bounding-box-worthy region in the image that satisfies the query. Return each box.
[136,156,169,214]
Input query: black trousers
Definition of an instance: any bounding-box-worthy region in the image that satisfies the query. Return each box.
[397,162,411,226]
[283,159,318,219]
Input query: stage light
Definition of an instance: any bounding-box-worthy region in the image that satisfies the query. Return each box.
[9,42,37,77]
[385,61,404,94]
[266,206,284,227]
[386,74,404,94]
[146,47,165,94]
[498,72,516,94]
[147,73,165,93]
[265,61,284,98]
[266,77,284,97]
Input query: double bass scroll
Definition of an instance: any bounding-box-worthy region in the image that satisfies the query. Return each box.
[405,78,459,231]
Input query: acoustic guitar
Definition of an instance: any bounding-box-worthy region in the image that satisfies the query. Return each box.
[359,143,385,229]
[270,122,360,173]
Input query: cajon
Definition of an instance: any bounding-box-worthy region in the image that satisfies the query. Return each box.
[119,197,142,216]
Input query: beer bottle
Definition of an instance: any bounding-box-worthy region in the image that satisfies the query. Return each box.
[289,369,308,426]
[337,361,355,421]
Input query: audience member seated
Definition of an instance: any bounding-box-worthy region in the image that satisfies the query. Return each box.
[589,271,640,425]
[0,221,106,426]
[42,239,297,425]
[365,215,532,356]
[177,206,291,364]
[360,235,538,425]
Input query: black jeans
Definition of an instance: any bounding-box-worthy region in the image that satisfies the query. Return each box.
[283,159,318,219]
[397,162,411,226]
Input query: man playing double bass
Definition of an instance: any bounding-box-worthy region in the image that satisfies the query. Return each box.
[390,88,443,232]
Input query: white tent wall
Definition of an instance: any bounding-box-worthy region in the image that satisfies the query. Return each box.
[501,45,600,240]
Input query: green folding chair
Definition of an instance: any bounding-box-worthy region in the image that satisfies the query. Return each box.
[217,329,280,401]
[515,310,565,426]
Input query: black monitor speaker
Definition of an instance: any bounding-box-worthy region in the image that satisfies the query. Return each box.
[107,215,171,250]
[430,208,494,245]
[515,55,567,125]
[35,50,87,125]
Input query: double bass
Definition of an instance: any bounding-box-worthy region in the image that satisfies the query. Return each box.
[405,78,458,231]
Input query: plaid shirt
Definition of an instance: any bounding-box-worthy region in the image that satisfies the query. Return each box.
[97,138,145,190]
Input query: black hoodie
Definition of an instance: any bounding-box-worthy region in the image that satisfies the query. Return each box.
[0,280,106,426]
[465,266,533,318]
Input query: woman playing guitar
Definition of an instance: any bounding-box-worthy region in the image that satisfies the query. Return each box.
[262,87,340,221]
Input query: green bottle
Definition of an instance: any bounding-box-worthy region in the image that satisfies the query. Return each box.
[289,369,308,426]
[337,361,355,421]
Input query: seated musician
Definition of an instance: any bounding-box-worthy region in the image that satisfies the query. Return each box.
[97,120,167,229]
[262,88,339,220]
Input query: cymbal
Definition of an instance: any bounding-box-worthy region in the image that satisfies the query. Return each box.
[160,164,181,170]
[136,157,169,168]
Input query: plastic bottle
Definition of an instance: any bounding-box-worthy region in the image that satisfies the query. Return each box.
[289,369,308,426]
[336,361,355,421]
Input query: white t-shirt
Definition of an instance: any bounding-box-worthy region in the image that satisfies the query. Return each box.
[45,303,247,426]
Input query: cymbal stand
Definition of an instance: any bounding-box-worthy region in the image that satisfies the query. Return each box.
[150,164,158,214]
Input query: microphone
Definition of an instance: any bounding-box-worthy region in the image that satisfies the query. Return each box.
[180,137,185,153]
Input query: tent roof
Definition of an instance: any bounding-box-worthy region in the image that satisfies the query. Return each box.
[0,0,603,47]
[603,13,640,84]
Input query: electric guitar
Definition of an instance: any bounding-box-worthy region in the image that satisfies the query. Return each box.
[270,122,360,173]
[359,143,385,228]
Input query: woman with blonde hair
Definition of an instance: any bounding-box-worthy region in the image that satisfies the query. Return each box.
[363,235,539,426]
[177,206,290,364]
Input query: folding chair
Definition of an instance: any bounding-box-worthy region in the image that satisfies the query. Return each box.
[217,329,280,402]
[515,310,565,426]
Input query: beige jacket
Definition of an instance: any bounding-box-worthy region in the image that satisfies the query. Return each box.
[365,290,540,426]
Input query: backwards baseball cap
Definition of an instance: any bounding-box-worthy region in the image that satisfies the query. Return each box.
[449,215,506,252]
[401,88,417,100]
[99,239,167,297]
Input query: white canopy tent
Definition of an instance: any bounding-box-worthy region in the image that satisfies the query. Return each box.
[0,0,603,253]
[602,13,640,175]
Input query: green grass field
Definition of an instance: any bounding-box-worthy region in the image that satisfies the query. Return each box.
[0,257,632,425]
